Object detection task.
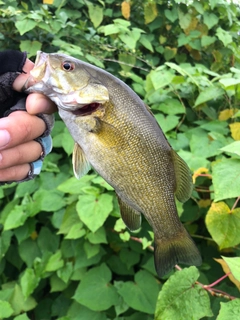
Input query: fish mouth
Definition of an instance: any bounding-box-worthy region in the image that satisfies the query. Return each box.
[71,102,101,116]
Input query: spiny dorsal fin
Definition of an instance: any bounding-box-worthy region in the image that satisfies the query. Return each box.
[171,150,193,203]
[72,142,91,179]
[117,194,142,231]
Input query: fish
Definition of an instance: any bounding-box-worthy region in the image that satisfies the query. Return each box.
[26,51,202,278]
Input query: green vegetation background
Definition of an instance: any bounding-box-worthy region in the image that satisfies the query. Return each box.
[0,0,240,319]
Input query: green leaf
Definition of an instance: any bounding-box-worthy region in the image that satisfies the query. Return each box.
[219,78,240,87]
[33,189,65,212]
[118,270,160,314]
[20,268,40,299]
[13,313,30,320]
[155,114,179,133]
[15,19,37,35]
[149,69,175,90]
[177,150,210,172]
[221,256,240,282]
[144,2,158,24]
[154,98,185,115]
[155,267,212,319]
[20,40,42,58]
[4,205,29,230]
[66,302,107,320]
[58,175,94,194]
[8,284,37,314]
[0,300,14,318]
[203,12,219,29]
[62,128,74,156]
[45,250,64,272]
[194,86,225,107]
[76,193,113,232]
[87,3,103,28]
[206,202,240,249]
[73,263,119,311]
[216,27,233,47]
[217,299,240,320]
[220,141,240,157]
[87,227,107,244]
[201,35,216,47]
[190,133,223,159]
[212,159,240,201]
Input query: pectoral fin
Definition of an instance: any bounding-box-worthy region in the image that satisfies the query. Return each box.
[117,195,142,231]
[171,150,193,203]
[72,142,91,179]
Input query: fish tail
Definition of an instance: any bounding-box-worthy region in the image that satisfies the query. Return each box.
[154,228,202,278]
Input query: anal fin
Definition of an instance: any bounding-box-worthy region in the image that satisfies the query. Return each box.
[72,142,91,179]
[117,195,142,231]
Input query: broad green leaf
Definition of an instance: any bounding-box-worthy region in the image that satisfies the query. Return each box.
[87,3,103,28]
[154,98,185,115]
[20,40,41,58]
[50,274,68,292]
[217,299,240,320]
[33,189,65,212]
[84,241,100,259]
[13,314,30,320]
[73,263,119,311]
[87,227,107,244]
[8,284,37,314]
[144,2,158,24]
[201,35,216,47]
[57,175,95,194]
[220,141,240,157]
[221,256,240,282]
[155,267,212,319]
[194,86,225,107]
[219,78,240,87]
[164,8,178,23]
[15,19,37,35]
[149,69,175,90]
[4,205,29,230]
[76,193,113,232]
[57,262,73,283]
[62,128,74,156]
[216,27,233,47]
[155,114,179,133]
[206,202,240,249]
[0,231,12,258]
[118,270,160,314]
[177,150,210,171]
[203,12,219,29]
[44,250,64,272]
[212,159,240,201]
[18,239,41,268]
[0,300,14,318]
[66,302,107,320]
[178,11,191,30]
[190,133,223,159]
[20,268,40,299]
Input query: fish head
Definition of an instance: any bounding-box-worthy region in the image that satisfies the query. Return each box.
[25,51,109,113]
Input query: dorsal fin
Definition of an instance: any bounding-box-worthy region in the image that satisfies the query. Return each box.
[171,150,193,203]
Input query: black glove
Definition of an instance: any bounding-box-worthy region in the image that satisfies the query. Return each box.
[0,50,27,117]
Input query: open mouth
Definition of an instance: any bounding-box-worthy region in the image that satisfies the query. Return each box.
[71,102,101,116]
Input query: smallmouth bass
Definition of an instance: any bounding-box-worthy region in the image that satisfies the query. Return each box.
[26,51,202,277]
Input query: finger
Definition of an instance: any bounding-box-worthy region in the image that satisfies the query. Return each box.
[0,111,46,150]
[26,93,57,114]
[0,163,31,182]
[0,140,42,169]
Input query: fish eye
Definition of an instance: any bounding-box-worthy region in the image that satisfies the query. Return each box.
[62,61,75,71]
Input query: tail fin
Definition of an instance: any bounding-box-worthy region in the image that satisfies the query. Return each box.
[154,228,202,278]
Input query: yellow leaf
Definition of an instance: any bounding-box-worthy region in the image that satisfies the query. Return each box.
[31,231,38,240]
[43,0,54,3]
[192,167,210,184]
[121,1,130,20]
[219,109,239,121]
[144,3,158,24]
[198,199,212,208]
[214,258,240,290]
[230,122,240,140]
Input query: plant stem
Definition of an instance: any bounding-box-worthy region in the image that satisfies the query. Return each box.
[230,196,240,212]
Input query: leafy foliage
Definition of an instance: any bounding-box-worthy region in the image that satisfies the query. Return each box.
[0,0,240,319]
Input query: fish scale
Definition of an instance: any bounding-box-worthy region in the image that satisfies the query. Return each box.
[26,51,202,278]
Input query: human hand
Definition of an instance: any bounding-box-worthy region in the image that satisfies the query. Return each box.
[0,55,57,183]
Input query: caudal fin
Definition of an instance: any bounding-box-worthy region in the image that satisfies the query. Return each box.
[154,229,202,278]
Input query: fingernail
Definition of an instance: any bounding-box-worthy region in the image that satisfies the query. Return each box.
[0,130,11,148]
